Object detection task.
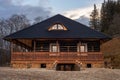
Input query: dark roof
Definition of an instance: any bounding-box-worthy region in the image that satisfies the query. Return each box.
[4,14,111,40]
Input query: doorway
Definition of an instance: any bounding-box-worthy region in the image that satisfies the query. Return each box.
[56,64,75,71]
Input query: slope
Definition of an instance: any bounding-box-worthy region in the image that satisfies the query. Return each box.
[101,37,120,68]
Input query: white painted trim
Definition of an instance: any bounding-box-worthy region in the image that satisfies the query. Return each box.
[77,42,88,52]
[49,43,59,52]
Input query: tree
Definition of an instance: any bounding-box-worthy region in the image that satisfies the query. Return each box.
[34,16,43,24]
[7,14,30,33]
[100,0,117,34]
[0,14,30,49]
[0,14,30,66]
[0,19,9,49]
[107,14,120,37]
[89,4,100,31]
[33,15,49,24]
[100,0,120,37]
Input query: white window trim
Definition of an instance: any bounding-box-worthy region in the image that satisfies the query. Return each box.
[49,43,59,52]
[77,42,88,52]
[48,23,67,31]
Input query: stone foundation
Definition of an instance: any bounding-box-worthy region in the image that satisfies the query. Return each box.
[11,63,54,69]
[92,63,104,68]
[80,62,104,68]
[11,61,104,70]
[46,63,53,69]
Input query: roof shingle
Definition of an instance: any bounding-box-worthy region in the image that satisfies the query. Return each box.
[4,14,111,40]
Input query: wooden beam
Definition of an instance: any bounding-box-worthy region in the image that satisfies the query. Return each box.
[13,39,32,50]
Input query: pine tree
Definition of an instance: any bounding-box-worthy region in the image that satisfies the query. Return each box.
[89,4,100,31]
[108,14,120,37]
[108,0,120,37]
[100,0,117,34]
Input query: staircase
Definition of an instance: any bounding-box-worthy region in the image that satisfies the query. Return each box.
[52,60,58,70]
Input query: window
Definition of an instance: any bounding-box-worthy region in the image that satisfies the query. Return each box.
[87,41,100,52]
[58,24,64,29]
[87,64,92,68]
[51,45,57,52]
[41,64,46,68]
[48,23,67,31]
[77,43,87,52]
[50,43,59,52]
[51,25,57,29]
[80,45,85,52]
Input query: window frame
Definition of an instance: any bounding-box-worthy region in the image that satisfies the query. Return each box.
[77,42,88,52]
[80,45,86,52]
[50,43,59,52]
[48,23,67,31]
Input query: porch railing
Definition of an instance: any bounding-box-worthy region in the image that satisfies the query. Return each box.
[11,52,103,62]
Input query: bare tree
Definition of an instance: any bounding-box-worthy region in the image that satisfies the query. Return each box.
[0,14,30,49]
[33,15,50,24]
[7,14,30,33]
[0,19,8,49]
[34,16,43,24]
[0,14,30,65]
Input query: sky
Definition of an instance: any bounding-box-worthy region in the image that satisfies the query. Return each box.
[0,0,104,25]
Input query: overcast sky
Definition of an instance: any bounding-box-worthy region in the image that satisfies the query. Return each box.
[0,0,104,25]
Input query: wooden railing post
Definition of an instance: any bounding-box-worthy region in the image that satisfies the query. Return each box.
[33,40,36,60]
[56,40,59,52]
[10,42,13,61]
[33,40,36,52]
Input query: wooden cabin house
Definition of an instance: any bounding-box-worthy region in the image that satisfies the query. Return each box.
[4,14,110,71]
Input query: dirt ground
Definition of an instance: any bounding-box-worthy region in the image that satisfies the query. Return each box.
[0,67,120,80]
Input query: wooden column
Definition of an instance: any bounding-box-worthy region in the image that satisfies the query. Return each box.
[20,43,23,52]
[78,41,81,63]
[56,40,59,52]
[33,40,36,60]
[10,42,13,61]
[56,40,59,61]
[33,40,36,52]
[79,41,81,53]
[67,46,69,52]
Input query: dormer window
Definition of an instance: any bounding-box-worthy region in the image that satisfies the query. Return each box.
[48,23,67,31]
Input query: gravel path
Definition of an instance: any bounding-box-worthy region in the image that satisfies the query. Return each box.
[0,67,120,80]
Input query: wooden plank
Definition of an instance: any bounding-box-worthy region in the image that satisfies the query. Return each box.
[11,52,103,63]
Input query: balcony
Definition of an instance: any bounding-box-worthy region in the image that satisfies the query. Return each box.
[11,52,103,63]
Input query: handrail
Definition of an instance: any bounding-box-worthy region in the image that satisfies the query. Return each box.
[13,46,100,52]
[11,52,103,61]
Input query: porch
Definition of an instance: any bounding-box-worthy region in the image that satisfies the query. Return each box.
[10,39,104,69]
[11,52,103,63]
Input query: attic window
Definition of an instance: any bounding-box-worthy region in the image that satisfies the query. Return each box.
[48,23,67,31]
